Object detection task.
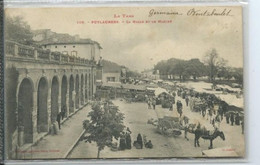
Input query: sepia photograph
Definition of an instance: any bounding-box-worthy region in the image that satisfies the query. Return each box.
[4,6,244,160]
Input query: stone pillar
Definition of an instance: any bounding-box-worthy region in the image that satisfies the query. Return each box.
[66,90,69,117]
[47,87,52,130]
[93,68,96,95]
[88,72,92,100]
[72,90,76,111]
[32,91,38,142]
[58,79,62,113]
[81,75,85,105]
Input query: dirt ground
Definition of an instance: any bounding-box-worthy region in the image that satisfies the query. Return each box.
[68,95,245,159]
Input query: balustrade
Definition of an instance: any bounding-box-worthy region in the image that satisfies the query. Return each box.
[37,49,50,60]
[18,45,34,58]
[5,41,96,66]
[51,52,61,61]
[5,42,15,55]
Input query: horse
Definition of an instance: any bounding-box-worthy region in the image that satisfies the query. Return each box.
[193,128,225,149]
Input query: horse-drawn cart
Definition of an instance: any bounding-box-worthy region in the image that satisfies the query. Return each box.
[156,116,182,137]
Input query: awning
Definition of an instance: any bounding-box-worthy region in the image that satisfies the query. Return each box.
[154,87,169,96]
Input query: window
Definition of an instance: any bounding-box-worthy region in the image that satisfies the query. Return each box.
[71,51,77,56]
[73,45,76,48]
[64,45,66,48]
[55,46,57,48]
[62,51,68,55]
[107,77,116,82]
[44,45,47,48]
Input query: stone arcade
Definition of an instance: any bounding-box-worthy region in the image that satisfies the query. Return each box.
[5,40,99,158]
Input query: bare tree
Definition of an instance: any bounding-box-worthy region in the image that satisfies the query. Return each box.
[203,48,227,83]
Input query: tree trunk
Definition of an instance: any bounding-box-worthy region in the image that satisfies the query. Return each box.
[97,148,101,158]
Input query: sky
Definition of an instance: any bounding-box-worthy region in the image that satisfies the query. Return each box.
[5,6,243,72]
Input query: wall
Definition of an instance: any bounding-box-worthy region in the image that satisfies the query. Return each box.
[102,72,121,82]
[44,44,93,59]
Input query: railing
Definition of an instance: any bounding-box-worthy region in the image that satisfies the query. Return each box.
[37,49,50,60]
[5,40,97,66]
[18,45,34,58]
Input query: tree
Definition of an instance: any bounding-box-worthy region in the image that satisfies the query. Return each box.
[171,60,186,82]
[203,49,227,83]
[5,16,34,45]
[83,100,125,158]
[154,58,207,81]
[233,68,243,85]
[185,58,206,80]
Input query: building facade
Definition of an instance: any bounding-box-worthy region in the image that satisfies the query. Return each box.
[5,40,98,159]
[102,72,121,82]
[41,41,101,61]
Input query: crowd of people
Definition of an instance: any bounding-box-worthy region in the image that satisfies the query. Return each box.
[147,96,157,110]
[117,128,153,151]
[177,87,244,134]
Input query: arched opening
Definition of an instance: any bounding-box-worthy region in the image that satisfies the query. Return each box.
[81,74,84,105]
[17,78,33,146]
[51,76,59,123]
[61,76,67,118]
[75,74,79,109]
[85,73,88,101]
[69,75,74,114]
[37,77,48,133]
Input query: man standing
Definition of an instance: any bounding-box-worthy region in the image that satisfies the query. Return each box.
[152,98,156,110]
[225,112,230,124]
[56,112,61,129]
[177,100,183,117]
[230,113,235,126]
[185,96,189,106]
[61,106,66,120]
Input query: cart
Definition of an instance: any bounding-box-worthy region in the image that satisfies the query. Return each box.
[156,116,182,137]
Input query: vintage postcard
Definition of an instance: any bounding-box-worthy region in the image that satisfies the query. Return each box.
[4,6,244,160]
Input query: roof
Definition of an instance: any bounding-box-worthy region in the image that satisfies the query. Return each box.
[33,29,102,49]
[154,87,169,96]
[40,39,102,49]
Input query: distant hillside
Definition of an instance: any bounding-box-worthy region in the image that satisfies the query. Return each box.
[102,60,122,73]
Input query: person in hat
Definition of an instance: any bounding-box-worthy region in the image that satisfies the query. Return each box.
[56,112,62,129]
[152,99,156,110]
[185,95,189,106]
[177,100,183,117]
[230,113,235,126]
[225,112,230,124]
